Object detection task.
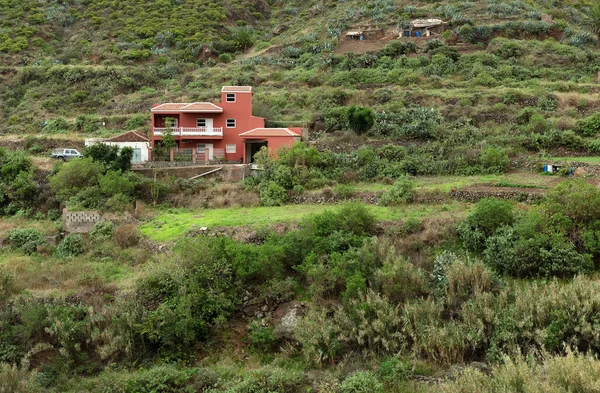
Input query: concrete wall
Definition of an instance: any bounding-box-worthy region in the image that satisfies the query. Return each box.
[63,209,135,233]
[133,164,248,181]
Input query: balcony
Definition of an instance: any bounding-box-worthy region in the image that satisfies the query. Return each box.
[153,127,223,137]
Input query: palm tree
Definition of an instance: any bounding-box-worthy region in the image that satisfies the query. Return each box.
[585,1,600,47]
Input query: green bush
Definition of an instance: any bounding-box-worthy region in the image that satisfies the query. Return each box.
[347,105,375,135]
[249,323,276,352]
[123,365,196,393]
[577,111,600,137]
[50,158,103,203]
[379,177,414,206]
[55,233,85,258]
[459,198,515,251]
[218,53,233,63]
[90,221,115,241]
[340,371,384,393]
[480,147,509,173]
[6,228,45,254]
[259,181,287,206]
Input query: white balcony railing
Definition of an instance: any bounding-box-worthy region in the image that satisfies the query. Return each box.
[153,127,223,137]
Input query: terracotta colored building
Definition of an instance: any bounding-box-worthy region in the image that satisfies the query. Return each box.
[151,86,301,163]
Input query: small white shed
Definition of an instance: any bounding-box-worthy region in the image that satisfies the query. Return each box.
[85,131,151,163]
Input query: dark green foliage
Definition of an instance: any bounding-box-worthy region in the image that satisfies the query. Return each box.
[6,228,45,255]
[378,177,414,205]
[123,365,196,393]
[85,144,133,172]
[459,198,515,251]
[249,323,276,352]
[55,234,85,258]
[259,181,287,206]
[577,111,600,136]
[347,105,375,135]
[484,226,593,277]
[480,147,510,173]
[50,158,103,203]
[0,149,40,215]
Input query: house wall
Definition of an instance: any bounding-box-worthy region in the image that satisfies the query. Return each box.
[151,90,266,163]
[105,141,150,162]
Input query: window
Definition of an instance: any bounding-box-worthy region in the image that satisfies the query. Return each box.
[226,144,237,153]
[196,118,206,127]
[226,93,236,102]
[226,119,236,128]
[196,144,206,153]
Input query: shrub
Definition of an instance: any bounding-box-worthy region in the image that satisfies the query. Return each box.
[50,158,103,203]
[218,53,233,63]
[6,228,45,254]
[340,371,384,393]
[577,111,600,137]
[334,184,354,199]
[379,177,414,205]
[123,365,196,393]
[323,107,349,132]
[480,147,509,173]
[259,181,287,206]
[0,269,16,303]
[493,40,524,58]
[114,224,140,248]
[347,106,375,135]
[459,198,515,251]
[55,233,85,258]
[249,323,276,352]
[544,180,600,225]
[193,368,219,392]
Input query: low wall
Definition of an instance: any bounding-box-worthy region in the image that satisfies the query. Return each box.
[63,209,135,233]
[133,165,249,181]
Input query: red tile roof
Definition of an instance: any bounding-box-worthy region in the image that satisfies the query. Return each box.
[106,131,149,142]
[221,86,253,93]
[151,102,223,112]
[239,128,301,137]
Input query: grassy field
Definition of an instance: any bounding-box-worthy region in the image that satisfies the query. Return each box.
[141,202,469,242]
[550,157,600,163]
[0,217,60,237]
[351,172,557,193]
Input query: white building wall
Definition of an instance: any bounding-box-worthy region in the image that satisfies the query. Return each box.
[84,139,150,162]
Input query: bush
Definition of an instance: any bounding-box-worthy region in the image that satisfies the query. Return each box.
[259,181,287,206]
[340,371,384,393]
[90,221,115,240]
[0,269,16,303]
[218,53,233,63]
[114,224,140,248]
[55,233,85,258]
[459,198,515,251]
[347,106,375,135]
[6,228,45,254]
[379,177,414,205]
[480,147,509,173]
[123,365,196,393]
[577,111,600,137]
[50,158,103,203]
[249,323,276,352]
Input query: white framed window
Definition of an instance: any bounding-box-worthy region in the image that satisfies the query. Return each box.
[226,144,237,153]
[226,93,236,102]
[196,118,206,127]
[226,118,236,128]
[196,144,206,153]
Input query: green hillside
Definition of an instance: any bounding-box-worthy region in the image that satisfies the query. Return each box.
[5,1,600,392]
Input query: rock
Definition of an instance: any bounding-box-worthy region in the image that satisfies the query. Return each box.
[243,296,249,302]
[574,167,585,177]
[272,301,306,341]
[261,305,269,312]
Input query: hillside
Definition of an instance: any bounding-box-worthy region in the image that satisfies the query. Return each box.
[4,1,600,392]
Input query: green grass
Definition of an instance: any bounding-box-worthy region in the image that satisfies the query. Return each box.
[141,202,469,242]
[350,172,554,193]
[550,157,600,163]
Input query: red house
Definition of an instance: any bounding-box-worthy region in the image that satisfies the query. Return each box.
[151,86,301,163]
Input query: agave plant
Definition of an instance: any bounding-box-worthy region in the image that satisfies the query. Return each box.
[584,1,600,47]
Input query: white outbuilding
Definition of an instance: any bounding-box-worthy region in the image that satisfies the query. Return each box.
[85,131,151,163]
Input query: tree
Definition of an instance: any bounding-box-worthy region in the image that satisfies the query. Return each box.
[585,1,600,47]
[347,105,375,135]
